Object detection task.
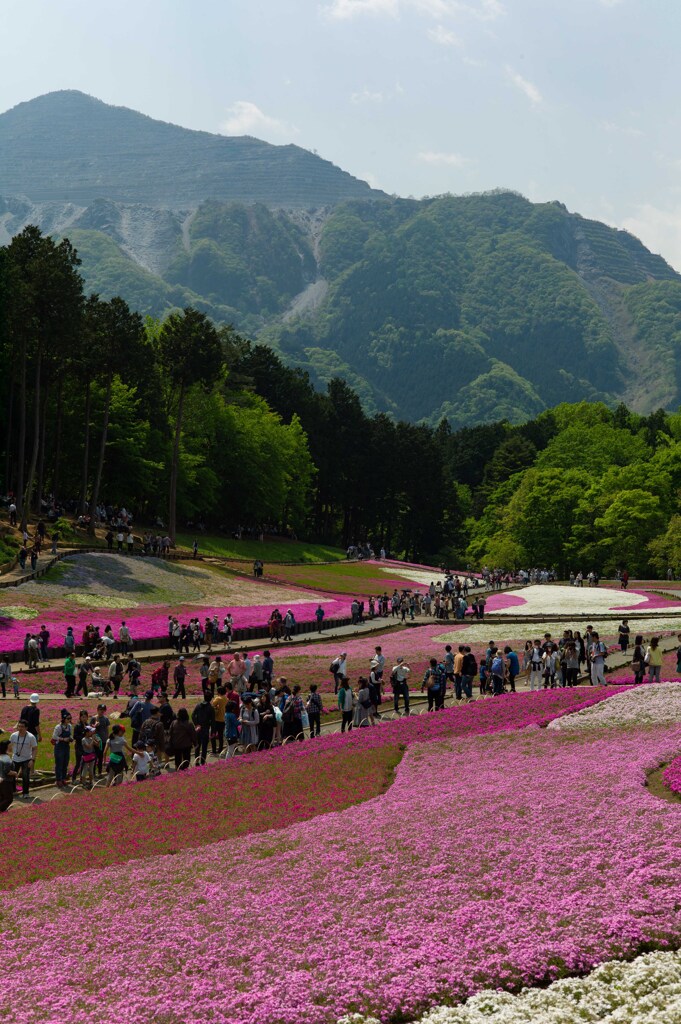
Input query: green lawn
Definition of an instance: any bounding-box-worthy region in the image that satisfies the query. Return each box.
[175,533,344,564]
[255,560,408,594]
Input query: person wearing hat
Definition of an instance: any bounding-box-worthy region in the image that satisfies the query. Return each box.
[92,705,110,777]
[390,657,411,715]
[20,693,42,780]
[20,693,42,743]
[173,656,187,699]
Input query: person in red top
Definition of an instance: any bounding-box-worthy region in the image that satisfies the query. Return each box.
[226,684,240,713]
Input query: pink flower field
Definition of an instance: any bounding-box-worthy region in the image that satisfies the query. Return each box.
[5,701,681,1023]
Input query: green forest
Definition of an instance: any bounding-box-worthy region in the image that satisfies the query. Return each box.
[1,224,681,576]
[41,189,681,428]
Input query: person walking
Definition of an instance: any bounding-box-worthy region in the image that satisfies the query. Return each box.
[173,657,187,699]
[631,634,646,684]
[10,719,38,798]
[330,653,347,695]
[390,657,411,715]
[315,605,325,633]
[104,725,133,787]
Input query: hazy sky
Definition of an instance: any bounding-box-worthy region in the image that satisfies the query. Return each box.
[3,0,681,266]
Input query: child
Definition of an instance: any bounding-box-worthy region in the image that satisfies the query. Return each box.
[11,676,19,699]
[132,740,151,781]
[79,726,100,789]
[146,741,161,778]
[479,658,488,695]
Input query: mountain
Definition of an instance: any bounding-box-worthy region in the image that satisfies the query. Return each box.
[3,91,681,426]
[0,90,381,207]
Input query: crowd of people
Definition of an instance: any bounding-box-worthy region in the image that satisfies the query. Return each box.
[1,617,676,809]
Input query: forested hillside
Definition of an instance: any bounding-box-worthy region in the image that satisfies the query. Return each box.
[3,92,681,426]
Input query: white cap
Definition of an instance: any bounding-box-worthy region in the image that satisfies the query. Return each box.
[179,656,185,661]
[29,693,40,704]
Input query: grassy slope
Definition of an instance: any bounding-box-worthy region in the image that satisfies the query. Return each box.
[176,533,344,563]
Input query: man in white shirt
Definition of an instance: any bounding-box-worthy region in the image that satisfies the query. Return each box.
[331,653,347,694]
[390,656,411,715]
[9,720,38,797]
[372,646,385,680]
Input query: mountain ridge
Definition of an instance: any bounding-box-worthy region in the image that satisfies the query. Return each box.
[3,90,681,426]
[0,90,382,207]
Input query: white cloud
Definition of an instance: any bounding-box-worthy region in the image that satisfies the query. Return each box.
[428,24,462,45]
[620,204,681,273]
[219,101,298,140]
[417,150,471,166]
[602,120,644,137]
[324,0,502,19]
[324,0,398,18]
[505,66,543,106]
[351,88,384,103]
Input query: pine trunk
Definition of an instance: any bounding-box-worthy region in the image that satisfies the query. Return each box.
[168,385,185,545]
[52,381,64,504]
[88,375,112,536]
[21,349,42,531]
[80,380,92,515]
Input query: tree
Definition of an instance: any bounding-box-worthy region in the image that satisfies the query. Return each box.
[4,226,83,528]
[158,308,223,542]
[88,297,147,532]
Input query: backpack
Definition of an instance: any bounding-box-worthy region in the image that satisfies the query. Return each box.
[330,660,339,674]
[130,701,145,730]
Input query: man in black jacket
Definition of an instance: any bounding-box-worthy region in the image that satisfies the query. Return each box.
[191,692,215,765]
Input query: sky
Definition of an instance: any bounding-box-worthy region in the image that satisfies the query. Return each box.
[2,0,681,266]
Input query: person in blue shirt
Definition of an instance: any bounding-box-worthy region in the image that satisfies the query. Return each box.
[504,646,519,692]
[491,652,505,695]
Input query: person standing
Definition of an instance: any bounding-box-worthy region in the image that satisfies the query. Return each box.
[0,654,10,700]
[390,657,411,715]
[646,636,663,684]
[337,679,354,733]
[618,619,631,654]
[64,651,77,698]
[589,632,608,686]
[528,640,543,692]
[238,695,260,747]
[10,719,38,798]
[631,635,646,684]
[504,646,519,692]
[331,652,347,695]
[92,704,110,777]
[52,710,74,788]
[306,684,323,738]
[118,621,131,655]
[315,605,325,633]
[169,709,196,771]
[191,692,215,764]
[104,726,133,787]
[211,686,228,755]
[421,658,444,711]
[461,646,476,699]
[173,657,187,699]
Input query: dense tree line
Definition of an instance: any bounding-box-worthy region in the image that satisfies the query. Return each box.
[2,225,679,571]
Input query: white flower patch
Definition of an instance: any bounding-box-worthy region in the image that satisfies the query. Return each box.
[494,585,681,617]
[379,566,447,587]
[338,950,681,1024]
[21,553,328,608]
[549,681,681,731]
[0,606,38,620]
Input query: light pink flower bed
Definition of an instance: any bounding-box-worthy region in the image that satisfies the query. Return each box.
[6,705,681,1024]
